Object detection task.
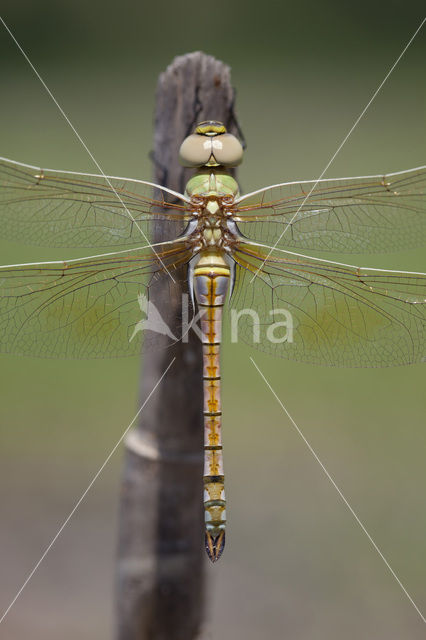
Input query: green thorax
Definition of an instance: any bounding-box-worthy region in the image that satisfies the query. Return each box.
[184,168,239,200]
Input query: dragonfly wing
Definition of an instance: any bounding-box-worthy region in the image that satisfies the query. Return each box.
[0,243,192,358]
[229,244,425,367]
[0,157,191,248]
[234,167,426,254]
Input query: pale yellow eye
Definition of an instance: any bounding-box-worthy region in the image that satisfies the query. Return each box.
[179,131,244,168]
[211,134,243,167]
[179,134,212,167]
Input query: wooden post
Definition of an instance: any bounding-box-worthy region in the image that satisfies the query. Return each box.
[115,52,239,640]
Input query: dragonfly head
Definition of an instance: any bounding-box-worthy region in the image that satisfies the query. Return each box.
[179,120,243,169]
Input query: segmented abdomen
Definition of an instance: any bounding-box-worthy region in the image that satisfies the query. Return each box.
[193,250,230,562]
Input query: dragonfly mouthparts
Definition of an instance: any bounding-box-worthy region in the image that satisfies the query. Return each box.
[195,121,227,135]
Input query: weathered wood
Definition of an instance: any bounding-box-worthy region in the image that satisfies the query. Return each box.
[115,52,239,639]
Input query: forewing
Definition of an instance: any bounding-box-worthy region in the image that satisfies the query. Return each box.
[229,244,425,367]
[0,244,192,358]
[234,167,426,253]
[0,157,191,248]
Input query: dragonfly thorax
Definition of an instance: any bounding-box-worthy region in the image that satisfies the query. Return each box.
[202,225,223,247]
[184,169,239,199]
[183,168,241,252]
[185,211,241,252]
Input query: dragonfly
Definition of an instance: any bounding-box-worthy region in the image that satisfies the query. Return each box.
[0,121,425,562]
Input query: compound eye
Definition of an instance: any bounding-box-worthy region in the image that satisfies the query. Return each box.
[179,134,212,167]
[212,134,243,167]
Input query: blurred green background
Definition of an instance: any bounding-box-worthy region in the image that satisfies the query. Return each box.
[0,1,425,638]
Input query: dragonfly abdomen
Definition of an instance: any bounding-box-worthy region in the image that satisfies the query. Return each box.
[193,250,230,562]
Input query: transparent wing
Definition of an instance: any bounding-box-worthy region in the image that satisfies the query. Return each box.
[0,157,192,248]
[0,243,192,358]
[234,167,426,253]
[229,243,425,367]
